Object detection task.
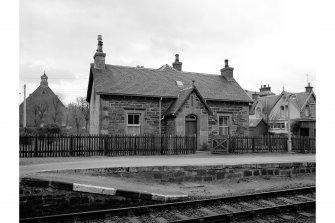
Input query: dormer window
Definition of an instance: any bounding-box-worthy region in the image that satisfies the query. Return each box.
[176,81,183,88]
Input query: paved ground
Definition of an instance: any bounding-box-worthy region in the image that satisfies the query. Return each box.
[20,152,316,197]
[20,152,315,175]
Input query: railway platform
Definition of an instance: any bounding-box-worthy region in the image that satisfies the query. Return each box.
[20,152,316,200]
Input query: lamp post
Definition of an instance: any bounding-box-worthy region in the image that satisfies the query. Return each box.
[287,94,296,153]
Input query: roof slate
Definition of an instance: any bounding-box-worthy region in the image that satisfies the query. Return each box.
[249,118,267,127]
[88,63,252,103]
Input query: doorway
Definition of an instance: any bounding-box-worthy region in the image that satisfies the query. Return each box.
[185,114,198,149]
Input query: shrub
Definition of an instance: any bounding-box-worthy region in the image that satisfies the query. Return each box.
[20,124,63,136]
[200,142,210,151]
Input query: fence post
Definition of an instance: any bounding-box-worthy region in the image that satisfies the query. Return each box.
[34,136,38,157]
[252,137,255,153]
[134,136,137,155]
[104,137,108,156]
[69,136,73,156]
[160,135,163,155]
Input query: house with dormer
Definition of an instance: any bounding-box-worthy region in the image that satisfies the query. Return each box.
[249,83,315,137]
[86,35,252,149]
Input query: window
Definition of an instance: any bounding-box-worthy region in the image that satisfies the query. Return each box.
[191,95,194,107]
[127,113,141,135]
[305,105,310,117]
[219,116,230,136]
[270,122,285,129]
[176,81,183,88]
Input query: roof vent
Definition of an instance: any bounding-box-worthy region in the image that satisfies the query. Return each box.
[176,81,184,88]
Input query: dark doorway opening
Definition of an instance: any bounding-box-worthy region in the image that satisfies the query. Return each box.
[185,114,198,149]
[300,128,309,136]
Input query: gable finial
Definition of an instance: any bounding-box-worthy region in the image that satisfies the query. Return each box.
[192,80,195,87]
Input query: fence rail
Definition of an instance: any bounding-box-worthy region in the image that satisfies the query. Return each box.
[19,135,197,158]
[212,135,315,154]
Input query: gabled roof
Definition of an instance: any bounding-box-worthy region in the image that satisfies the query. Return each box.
[250,94,280,115]
[164,85,214,116]
[250,90,316,116]
[20,85,65,108]
[249,118,267,127]
[86,63,252,103]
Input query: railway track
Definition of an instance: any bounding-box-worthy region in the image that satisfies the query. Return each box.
[20,186,315,223]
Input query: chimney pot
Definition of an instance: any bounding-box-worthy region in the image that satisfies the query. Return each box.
[225,59,229,68]
[220,59,234,79]
[172,53,182,71]
[93,35,106,69]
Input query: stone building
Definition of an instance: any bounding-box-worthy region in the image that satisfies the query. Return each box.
[86,35,252,149]
[19,72,66,127]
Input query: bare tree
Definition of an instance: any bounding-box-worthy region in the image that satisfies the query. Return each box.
[37,102,49,127]
[32,105,40,127]
[76,97,89,130]
[68,103,82,135]
[51,96,63,125]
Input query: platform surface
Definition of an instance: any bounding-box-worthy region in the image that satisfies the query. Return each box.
[20,152,315,175]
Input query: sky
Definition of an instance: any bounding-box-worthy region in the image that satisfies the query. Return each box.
[19,0,317,105]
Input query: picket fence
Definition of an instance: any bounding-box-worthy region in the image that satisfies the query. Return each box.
[19,135,197,158]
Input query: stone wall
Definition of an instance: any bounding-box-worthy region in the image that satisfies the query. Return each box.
[57,162,315,184]
[89,82,100,134]
[207,100,250,143]
[174,92,209,148]
[99,95,174,135]
[20,183,159,218]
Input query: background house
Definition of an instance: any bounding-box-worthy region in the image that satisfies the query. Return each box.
[249,84,315,137]
[86,35,252,149]
[245,84,276,101]
[249,118,268,137]
[19,72,67,127]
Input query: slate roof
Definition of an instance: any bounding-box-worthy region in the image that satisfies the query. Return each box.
[20,85,65,108]
[250,94,280,115]
[250,90,315,115]
[164,85,214,116]
[249,118,267,127]
[87,63,252,103]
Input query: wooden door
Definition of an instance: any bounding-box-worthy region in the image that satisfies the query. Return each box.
[185,120,197,136]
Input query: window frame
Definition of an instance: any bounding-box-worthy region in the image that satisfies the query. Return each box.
[124,109,145,135]
[218,114,231,136]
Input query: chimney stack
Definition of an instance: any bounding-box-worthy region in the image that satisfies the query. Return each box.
[252,91,259,100]
[260,84,271,92]
[93,35,106,69]
[305,82,313,93]
[220,59,234,79]
[172,54,182,71]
